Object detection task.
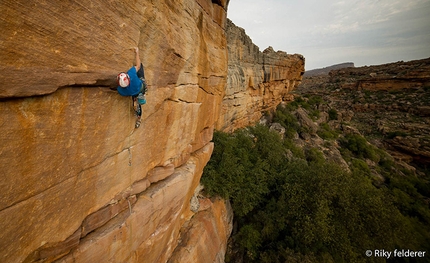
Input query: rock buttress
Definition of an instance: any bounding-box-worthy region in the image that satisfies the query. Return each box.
[217,19,305,132]
[0,0,231,262]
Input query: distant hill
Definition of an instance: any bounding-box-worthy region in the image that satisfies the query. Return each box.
[304,62,355,76]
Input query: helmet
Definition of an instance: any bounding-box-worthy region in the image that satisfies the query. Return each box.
[117,72,130,88]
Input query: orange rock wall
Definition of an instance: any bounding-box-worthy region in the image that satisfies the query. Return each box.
[217,19,305,132]
[0,0,229,262]
[0,1,303,262]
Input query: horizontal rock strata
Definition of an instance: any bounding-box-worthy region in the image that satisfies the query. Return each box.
[0,0,228,262]
[298,57,430,166]
[217,19,305,132]
[0,0,302,262]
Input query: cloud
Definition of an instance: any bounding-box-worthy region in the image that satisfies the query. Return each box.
[228,0,430,70]
[310,0,424,35]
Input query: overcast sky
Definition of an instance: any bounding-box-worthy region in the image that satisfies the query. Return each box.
[227,0,430,70]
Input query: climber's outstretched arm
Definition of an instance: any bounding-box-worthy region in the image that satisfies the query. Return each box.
[134,47,141,71]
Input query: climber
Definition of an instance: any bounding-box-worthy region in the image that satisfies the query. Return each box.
[117,47,148,128]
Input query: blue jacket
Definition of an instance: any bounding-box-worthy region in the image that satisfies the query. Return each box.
[117,66,142,96]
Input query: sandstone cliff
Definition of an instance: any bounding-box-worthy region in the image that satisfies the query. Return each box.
[0,1,304,262]
[218,19,305,132]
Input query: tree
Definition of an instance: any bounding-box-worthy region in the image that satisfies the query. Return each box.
[202,112,430,263]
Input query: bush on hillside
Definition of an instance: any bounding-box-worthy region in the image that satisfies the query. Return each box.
[202,107,430,263]
[340,134,379,162]
[328,108,338,120]
[317,122,339,140]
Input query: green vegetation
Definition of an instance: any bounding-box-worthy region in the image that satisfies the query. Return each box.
[386,131,409,139]
[283,95,322,121]
[339,134,379,162]
[201,106,430,263]
[272,105,300,139]
[317,123,339,140]
[328,108,338,120]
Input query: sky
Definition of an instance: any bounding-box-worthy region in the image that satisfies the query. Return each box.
[227,0,430,70]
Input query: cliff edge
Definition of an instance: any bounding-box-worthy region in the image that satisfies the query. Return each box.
[0,1,304,262]
[218,19,304,131]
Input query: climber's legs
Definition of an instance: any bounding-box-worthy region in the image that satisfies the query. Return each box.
[134,61,144,129]
[132,96,142,117]
[137,63,145,79]
[137,63,147,95]
[132,96,142,128]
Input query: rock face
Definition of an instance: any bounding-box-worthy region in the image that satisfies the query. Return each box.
[0,1,303,262]
[0,0,228,98]
[218,19,305,132]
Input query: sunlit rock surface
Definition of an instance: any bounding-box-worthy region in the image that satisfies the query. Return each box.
[217,19,305,132]
[0,1,302,262]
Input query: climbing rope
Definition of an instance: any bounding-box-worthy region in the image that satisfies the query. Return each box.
[128,148,132,166]
[127,98,134,166]
[127,99,134,256]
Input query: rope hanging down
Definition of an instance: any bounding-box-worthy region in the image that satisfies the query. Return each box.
[127,98,133,166]
[128,148,132,166]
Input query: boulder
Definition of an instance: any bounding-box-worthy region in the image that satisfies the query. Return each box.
[295,107,318,134]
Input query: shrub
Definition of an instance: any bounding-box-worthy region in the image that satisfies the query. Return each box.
[283,138,305,159]
[317,123,339,140]
[386,130,408,139]
[305,147,325,164]
[340,134,379,162]
[328,108,338,120]
[309,109,320,121]
[202,107,430,263]
[351,158,371,176]
[307,95,323,106]
[273,105,300,139]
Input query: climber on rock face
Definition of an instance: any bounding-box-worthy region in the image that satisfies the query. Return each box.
[117,47,147,128]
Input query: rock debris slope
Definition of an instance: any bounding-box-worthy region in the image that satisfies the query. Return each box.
[0,1,304,262]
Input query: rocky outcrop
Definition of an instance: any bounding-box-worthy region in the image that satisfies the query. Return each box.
[328,58,430,91]
[304,62,354,77]
[217,19,305,132]
[168,198,233,263]
[297,57,430,167]
[0,1,303,262]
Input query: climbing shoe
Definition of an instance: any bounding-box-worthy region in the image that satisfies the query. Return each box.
[135,116,141,128]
